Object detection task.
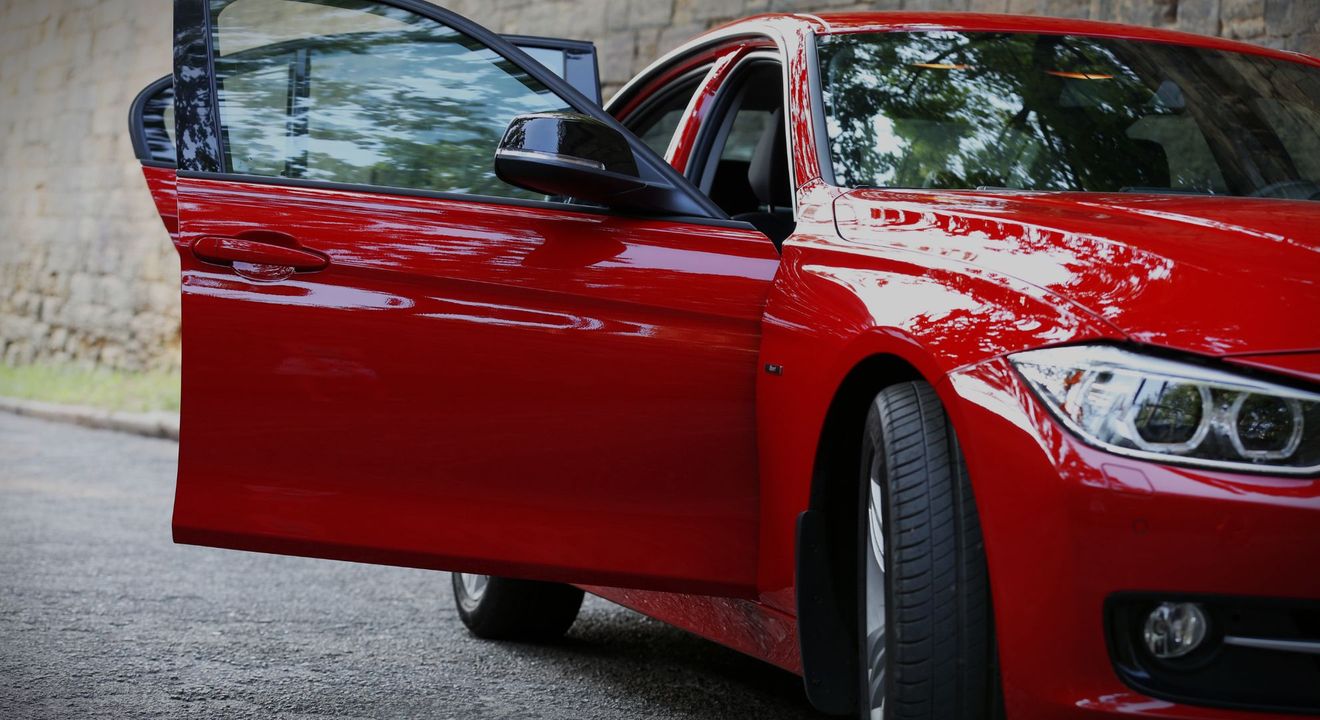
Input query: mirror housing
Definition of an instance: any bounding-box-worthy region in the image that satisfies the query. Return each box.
[495,112,684,215]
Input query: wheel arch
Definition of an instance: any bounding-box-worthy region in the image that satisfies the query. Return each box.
[796,350,931,715]
[808,353,925,517]
[796,341,1008,716]
[771,243,1121,713]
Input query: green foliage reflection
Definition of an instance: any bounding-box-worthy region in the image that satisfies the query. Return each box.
[213,0,567,200]
[820,32,1320,199]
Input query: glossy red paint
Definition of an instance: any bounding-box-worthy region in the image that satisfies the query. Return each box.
[172,176,779,597]
[151,7,1320,719]
[602,12,1320,718]
[1225,351,1320,385]
[665,45,756,174]
[834,189,1320,357]
[944,358,1320,720]
[140,164,178,238]
[583,584,802,674]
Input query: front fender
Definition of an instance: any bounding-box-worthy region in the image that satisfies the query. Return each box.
[754,233,1123,607]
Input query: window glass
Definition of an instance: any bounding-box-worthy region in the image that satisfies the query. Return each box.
[520,46,566,78]
[211,0,569,199]
[628,78,701,157]
[139,83,177,165]
[696,63,787,216]
[1254,99,1320,179]
[819,32,1320,200]
[221,60,293,177]
[718,109,774,163]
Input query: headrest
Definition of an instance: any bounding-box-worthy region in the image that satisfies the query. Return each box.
[747,107,792,210]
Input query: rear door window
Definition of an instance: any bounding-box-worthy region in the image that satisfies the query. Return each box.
[625,76,703,158]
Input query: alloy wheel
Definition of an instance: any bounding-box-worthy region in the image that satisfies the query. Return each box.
[456,572,489,612]
[865,462,888,719]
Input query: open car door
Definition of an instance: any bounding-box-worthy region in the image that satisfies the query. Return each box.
[129,75,180,239]
[129,31,602,235]
[164,0,780,597]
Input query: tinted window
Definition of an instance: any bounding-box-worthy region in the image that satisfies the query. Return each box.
[521,45,566,77]
[696,63,787,216]
[820,32,1320,200]
[133,80,176,165]
[628,77,701,157]
[210,0,568,199]
[717,107,775,164]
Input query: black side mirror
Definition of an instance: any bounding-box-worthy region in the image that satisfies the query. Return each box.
[495,112,687,215]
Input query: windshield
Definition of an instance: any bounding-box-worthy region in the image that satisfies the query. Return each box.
[818,32,1320,200]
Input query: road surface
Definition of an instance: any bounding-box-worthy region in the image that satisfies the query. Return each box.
[0,412,822,719]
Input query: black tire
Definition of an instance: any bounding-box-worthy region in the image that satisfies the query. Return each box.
[451,573,584,642]
[859,381,993,720]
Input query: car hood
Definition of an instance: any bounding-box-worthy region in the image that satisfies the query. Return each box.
[833,189,1320,359]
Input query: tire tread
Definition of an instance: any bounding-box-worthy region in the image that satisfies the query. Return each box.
[864,382,991,720]
[452,575,583,643]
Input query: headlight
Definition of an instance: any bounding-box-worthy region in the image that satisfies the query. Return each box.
[1010,345,1320,475]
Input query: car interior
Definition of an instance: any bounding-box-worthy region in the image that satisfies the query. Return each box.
[625,61,796,251]
[696,63,795,250]
[628,76,703,160]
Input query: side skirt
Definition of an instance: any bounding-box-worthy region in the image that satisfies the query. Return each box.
[578,585,802,674]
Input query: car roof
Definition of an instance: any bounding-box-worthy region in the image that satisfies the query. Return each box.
[711,11,1319,66]
[609,10,1317,113]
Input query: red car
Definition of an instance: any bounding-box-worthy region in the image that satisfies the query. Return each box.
[130,1,1320,718]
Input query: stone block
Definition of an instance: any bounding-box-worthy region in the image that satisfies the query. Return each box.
[1264,0,1320,38]
[634,27,664,70]
[609,0,675,29]
[1177,0,1221,35]
[1222,0,1266,38]
[6,340,35,366]
[1292,31,1320,57]
[1114,0,1177,26]
[598,30,638,86]
[679,0,748,23]
[657,21,706,56]
[1043,0,1090,18]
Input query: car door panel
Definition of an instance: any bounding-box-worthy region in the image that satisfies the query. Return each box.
[128,76,180,237]
[166,0,777,596]
[141,166,180,239]
[173,175,777,593]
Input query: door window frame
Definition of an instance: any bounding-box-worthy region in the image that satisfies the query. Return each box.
[172,0,724,219]
[686,52,795,218]
[611,36,802,219]
[134,37,598,171]
[501,34,602,106]
[129,74,176,168]
[619,64,711,163]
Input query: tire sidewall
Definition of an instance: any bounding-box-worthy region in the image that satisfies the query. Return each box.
[859,400,895,720]
[855,381,993,720]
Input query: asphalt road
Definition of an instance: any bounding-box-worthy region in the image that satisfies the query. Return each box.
[0,412,823,719]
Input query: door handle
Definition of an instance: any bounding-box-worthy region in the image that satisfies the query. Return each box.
[191,235,329,272]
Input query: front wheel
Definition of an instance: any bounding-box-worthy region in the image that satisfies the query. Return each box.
[451,572,584,642]
[860,381,995,720]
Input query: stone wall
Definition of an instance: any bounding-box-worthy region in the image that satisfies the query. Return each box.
[447,0,1320,98]
[1,0,1314,373]
[0,0,179,371]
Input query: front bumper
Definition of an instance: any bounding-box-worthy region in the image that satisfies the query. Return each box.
[943,358,1320,718]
